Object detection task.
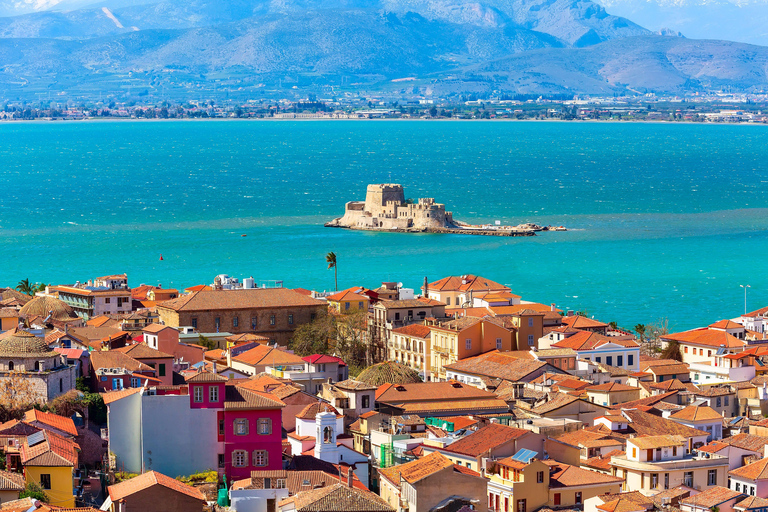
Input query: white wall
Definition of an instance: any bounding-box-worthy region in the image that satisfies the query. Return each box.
[107,391,143,473]
[230,489,289,512]
[140,394,221,477]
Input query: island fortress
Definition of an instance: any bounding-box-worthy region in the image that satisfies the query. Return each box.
[329,184,456,230]
[325,184,564,236]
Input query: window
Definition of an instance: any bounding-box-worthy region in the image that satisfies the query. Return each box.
[673,446,677,457]
[617,355,623,367]
[651,473,658,489]
[130,377,140,388]
[628,354,634,366]
[632,447,637,458]
[446,297,451,306]
[596,357,601,363]
[684,346,688,353]
[210,386,219,402]
[496,338,502,350]
[517,499,526,512]
[466,463,471,470]
[665,473,670,490]
[218,454,225,468]
[251,317,258,329]
[270,315,276,325]
[193,386,203,403]
[105,297,111,304]
[751,486,756,496]
[288,314,294,324]
[725,396,729,406]
[253,450,268,466]
[233,316,239,328]
[345,302,350,310]
[358,302,364,309]
[362,395,370,409]
[7,361,13,371]
[575,492,582,505]
[708,350,712,357]
[537,471,544,483]
[683,471,693,487]
[219,418,225,436]
[234,418,249,435]
[233,450,247,467]
[466,339,472,350]
[264,478,271,489]
[717,397,722,408]
[553,494,561,506]
[159,364,166,377]
[258,418,272,435]
[736,483,741,492]
[528,318,534,327]
[395,312,400,320]
[528,334,534,346]
[708,470,717,486]
[275,478,286,489]
[606,356,613,366]
[40,474,51,490]
[310,313,316,321]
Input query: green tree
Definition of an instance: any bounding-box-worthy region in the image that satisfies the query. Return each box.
[197,334,218,350]
[660,340,683,362]
[15,278,34,296]
[635,324,646,342]
[326,252,338,291]
[19,482,48,502]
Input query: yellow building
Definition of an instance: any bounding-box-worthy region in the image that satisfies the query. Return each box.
[488,456,623,512]
[390,324,432,376]
[422,275,510,309]
[427,317,514,382]
[0,308,19,332]
[326,290,370,314]
[20,430,79,508]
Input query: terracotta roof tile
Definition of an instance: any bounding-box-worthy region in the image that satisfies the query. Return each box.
[562,316,609,329]
[443,351,553,382]
[681,487,745,508]
[101,388,142,404]
[441,423,528,457]
[545,460,624,487]
[379,452,455,486]
[90,350,153,373]
[597,498,647,512]
[552,331,639,350]
[224,385,285,410]
[621,409,709,438]
[628,435,686,450]
[296,402,342,420]
[20,430,79,467]
[158,288,325,312]
[0,471,24,492]
[670,405,722,422]
[730,457,768,480]
[587,382,640,393]
[663,328,746,348]
[185,371,228,383]
[735,496,768,510]
[232,345,306,367]
[115,342,173,359]
[108,470,205,502]
[24,409,78,437]
[283,482,394,511]
[390,324,432,339]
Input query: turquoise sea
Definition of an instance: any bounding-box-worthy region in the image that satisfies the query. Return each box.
[1,119,767,332]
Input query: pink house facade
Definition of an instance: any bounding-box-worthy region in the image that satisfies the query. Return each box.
[106,371,284,481]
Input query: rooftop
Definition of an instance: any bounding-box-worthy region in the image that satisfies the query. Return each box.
[157,288,325,312]
[108,470,205,502]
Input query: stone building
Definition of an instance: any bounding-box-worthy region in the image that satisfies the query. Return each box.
[155,288,326,346]
[0,330,76,402]
[328,184,455,231]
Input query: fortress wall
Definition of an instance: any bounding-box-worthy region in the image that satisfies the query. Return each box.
[365,184,404,216]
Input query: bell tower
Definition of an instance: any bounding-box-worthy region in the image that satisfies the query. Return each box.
[314,411,339,463]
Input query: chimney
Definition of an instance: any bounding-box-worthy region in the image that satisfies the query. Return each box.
[423,276,428,298]
[551,303,556,312]
[347,465,354,488]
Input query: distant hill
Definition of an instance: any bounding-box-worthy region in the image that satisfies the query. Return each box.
[0,0,764,98]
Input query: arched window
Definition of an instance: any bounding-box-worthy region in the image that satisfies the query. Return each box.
[8,361,13,371]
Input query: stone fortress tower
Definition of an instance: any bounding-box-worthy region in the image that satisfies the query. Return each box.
[328,184,456,231]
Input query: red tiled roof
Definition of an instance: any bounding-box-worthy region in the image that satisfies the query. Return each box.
[440,423,528,457]
[730,457,768,480]
[108,470,205,502]
[378,452,454,486]
[545,460,624,487]
[552,330,639,350]
[390,324,432,339]
[709,320,744,330]
[24,409,78,437]
[157,288,325,312]
[662,328,746,348]
[681,486,745,508]
[426,275,509,293]
[20,430,79,467]
[562,316,609,329]
[303,354,346,365]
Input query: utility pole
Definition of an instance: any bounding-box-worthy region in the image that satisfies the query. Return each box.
[741,284,751,314]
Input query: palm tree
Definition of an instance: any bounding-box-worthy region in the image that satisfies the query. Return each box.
[635,324,646,342]
[326,252,338,291]
[15,278,34,296]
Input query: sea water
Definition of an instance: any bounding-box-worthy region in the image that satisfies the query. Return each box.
[1,119,767,331]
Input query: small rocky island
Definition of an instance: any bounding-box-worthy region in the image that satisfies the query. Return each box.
[325,184,566,236]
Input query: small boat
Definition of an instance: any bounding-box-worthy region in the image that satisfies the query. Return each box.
[241,234,247,237]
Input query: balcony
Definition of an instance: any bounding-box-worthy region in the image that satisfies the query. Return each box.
[611,453,728,472]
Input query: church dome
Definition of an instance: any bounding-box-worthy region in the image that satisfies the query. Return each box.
[19,296,78,322]
[0,329,58,358]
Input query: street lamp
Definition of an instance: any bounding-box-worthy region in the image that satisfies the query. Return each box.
[740,284,751,315]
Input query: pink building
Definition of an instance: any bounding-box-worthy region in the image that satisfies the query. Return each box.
[107,372,285,481]
[143,323,205,365]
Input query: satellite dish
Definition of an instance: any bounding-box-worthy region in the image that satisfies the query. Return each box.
[397,282,403,288]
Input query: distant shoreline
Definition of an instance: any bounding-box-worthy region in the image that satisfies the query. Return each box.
[1,117,767,126]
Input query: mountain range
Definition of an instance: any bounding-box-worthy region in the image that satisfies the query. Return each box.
[0,0,766,99]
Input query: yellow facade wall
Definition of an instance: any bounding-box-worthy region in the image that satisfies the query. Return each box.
[25,465,74,508]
